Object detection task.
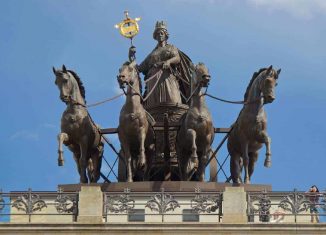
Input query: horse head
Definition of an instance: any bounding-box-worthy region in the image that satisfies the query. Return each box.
[261,66,281,104]
[117,61,138,89]
[53,65,85,105]
[193,62,211,90]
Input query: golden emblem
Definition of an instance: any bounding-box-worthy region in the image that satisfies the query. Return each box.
[115,11,141,39]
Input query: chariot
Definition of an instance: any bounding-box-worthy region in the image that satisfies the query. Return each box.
[100,101,231,182]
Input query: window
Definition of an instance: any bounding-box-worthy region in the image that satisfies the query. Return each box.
[182,209,199,222]
[128,209,145,222]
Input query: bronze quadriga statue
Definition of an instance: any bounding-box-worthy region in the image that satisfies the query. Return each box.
[51,17,282,184]
[177,63,215,181]
[127,20,193,181]
[53,65,103,183]
[227,66,281,184]
[117,61,154,182]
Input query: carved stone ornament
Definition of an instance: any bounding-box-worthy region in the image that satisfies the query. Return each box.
[278,190,310,214]
[145,189,180,213]
[190,188,221,213]
[54,188,77,214]
[248,190,272,222]
[105,188,135,213]
[11,188,47,214]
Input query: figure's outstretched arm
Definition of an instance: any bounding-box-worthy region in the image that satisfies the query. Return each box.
[163,49,180,69]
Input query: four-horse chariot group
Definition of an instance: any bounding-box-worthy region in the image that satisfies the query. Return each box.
[52,21,281,185]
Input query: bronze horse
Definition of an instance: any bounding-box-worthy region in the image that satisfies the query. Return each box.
[53,65,103,183]
[227,65,281,184]
[177,63,215,181]
[117,61,154,182]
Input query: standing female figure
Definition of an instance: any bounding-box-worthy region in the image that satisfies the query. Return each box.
[133,21,192,108]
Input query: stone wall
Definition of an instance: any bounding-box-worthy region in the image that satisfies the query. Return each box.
[1,223,326,235]
[2,184,324,234]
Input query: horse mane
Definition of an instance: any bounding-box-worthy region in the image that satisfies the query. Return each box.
[67,70,86,102]
[244,67,267,101]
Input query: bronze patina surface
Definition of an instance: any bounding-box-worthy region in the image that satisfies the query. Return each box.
[227,66,281,184]
[117,61,155,182]
[54,65,103,183]
[177,63,215,181]
[54,20,281,184]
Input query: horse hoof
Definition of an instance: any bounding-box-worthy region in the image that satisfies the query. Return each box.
[199,176,205,182]
[190,156,199,166]
[137,158,146,169]
[58,159,64,166]
[264,160,272,168]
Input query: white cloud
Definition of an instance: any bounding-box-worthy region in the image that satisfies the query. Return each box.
[10,123,58,141]
[10,130,39,141]
[40,123,58,130]
[247,0,326,19]
[167,0,326,19]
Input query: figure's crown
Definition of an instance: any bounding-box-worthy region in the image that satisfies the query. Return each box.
[155,21,168,31]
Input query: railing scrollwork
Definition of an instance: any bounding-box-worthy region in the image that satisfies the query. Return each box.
[145,188,180,214]
[105,188,135,213]
[11,188,47,214]
[248,189,271,222]
[55,187,77,214]
[190,187,221,213]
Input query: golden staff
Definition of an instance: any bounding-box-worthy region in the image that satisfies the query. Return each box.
[115,11,141,61]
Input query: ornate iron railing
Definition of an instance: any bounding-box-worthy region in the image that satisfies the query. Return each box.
[103,187,223,222]
[0,188,78,222]
[247,189,326,223]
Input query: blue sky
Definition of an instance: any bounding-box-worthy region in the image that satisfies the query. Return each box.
[1,0,326,192]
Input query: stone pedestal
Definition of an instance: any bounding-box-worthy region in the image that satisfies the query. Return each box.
[222,186,247,223]
[77,185,103,223]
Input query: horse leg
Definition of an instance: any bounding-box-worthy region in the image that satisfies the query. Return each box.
[79,139,90,183]
[87,159,94,182]
[73,153,81,175]
[69,145,82,178]
[258,131,272,168]
[178,154,185,181]
[57,133,69,166]
[248,151,258,182]
[121,142,133,182]
[177,145,188,181]
[187,129,198,169]
[92,143,104,183]
[197,151,208,182]
[264,136,272,168]
[230,153,241,184]
[197,138,211,181]
[90,143,103,183]
[242,143,250,184]
[137,128,147,169]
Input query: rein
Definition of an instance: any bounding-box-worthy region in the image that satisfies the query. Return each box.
[66,94,124,108]
[142,69,163,102]
[203,92,263,105]
[122,69,163,102]
[144,69,163,84]
[87,93,124,107]
[185,83,202,104]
